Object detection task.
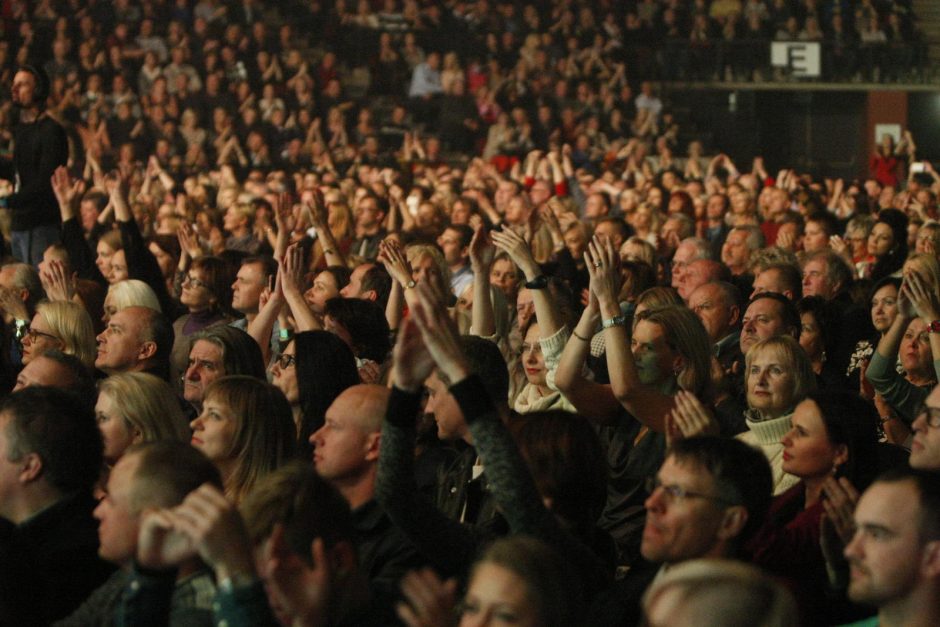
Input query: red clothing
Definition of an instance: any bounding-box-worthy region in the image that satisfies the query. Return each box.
[869,154,900,188]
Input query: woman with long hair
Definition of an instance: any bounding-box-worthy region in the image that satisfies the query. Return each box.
[21,300,97,369]
[189,376,296,504]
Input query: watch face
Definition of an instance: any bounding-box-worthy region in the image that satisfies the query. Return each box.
[930,320,940,333]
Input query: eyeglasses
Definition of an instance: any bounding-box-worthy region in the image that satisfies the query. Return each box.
[183,274,209,289]
[519,342,543,357]
[915,406,940,428]
[275,353,296,369]
[645,476,732,506]
[25,327,59,343]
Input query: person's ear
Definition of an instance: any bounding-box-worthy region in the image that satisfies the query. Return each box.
[363,432,381,463]
[131,427,144,444]
[138,340,158,361]
[19,452,43,483]
[716,506,748,541]
[832,444,849,470]
[921,540,940,579]
[728,304,741,328]
[362,290,377,302]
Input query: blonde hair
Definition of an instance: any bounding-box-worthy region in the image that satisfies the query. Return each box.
[108,279,162,313]
[36,301,97,368]
[98,372,189,443]
[744,336,817,417]
[406,244,453,287]
[642,559,798,627]
[904,252,940,289]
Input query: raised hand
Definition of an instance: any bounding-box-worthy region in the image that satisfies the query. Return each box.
[177,222,202,261]
[409,281,470,385]
[585,235,621,313]
[667,390,720,444]
[821,476,860,546]
[280,243,306,296]
[379,238,414,287]
[392,316,435,392]
[397,568,458,627]
[42,260,76,302]
[468,223,495,272]
[904,269,940,321]
[490,226,538,278]
[50,166,81,212]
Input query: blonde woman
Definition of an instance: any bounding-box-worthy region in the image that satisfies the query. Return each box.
[96,372,190,464]
[737,335,818,495]
[22,301,97,369]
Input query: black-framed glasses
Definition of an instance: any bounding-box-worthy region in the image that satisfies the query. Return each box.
[275,353,296,369]
[25,327,59,343]
[645,476,733,506]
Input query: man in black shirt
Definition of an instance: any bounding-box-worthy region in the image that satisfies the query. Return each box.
[0,66,69,266]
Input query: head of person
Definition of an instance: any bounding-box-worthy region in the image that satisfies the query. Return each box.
[322,297,391,364]
[869,209,909,281]
[0,387,102,524]
[310,385,388,505]
[231,255,277,315]
[869,276,902,335]
[795,296,839,366]
[304,265,351,315]
[803,212,838,253]
[12,65,49,110]
[688,281,742,344]
[844,468,940,614]
[519,319,548,389]
[642,559,798,627]
[489,253,519,302]
[240,462,361,625]
[745,335,817,420]
[93,441,223,565]
[104,279,161,324]
[271,331,360,449]
[182,256,235,316]
[460,536,577,627]
[915,221,940,255]
[0,262,44,318]
[95,230,123,281]
[427,336,509,443]
[752,263,802,302]
[12,350,95,396]
[671,237,711,290]
[782,390,880,490]
[642,437,773,565]
[594,217,632,251]
[512,411,607,533]
[406,244,452,287]
[183,326,266,407]
[678,259,726,302]
[437,224,473,268]
[633,286,684,321]
[740,292,801,355]
[632,306,713,398]
[190,376,296,504]
[96,372,189,465]
[721,226,764,275]
[801,250,852,300]
[95,306,174,377]
[339,263,392,309]
[20,301,94,370]
[910,384,940,470]
[900,318,934,382]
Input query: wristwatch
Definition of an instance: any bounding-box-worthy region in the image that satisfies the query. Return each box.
[524,275,549,290]
[602,314,628,329]
[404,279,416,290]
[927,320,940,334]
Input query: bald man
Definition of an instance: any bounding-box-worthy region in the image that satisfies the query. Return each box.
[310,385,424,602]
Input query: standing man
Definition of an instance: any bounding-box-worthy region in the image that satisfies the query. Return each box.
[0,66,69,265]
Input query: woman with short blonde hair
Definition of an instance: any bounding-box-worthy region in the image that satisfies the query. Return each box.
[23,301,97,369]
[96,372,189,464]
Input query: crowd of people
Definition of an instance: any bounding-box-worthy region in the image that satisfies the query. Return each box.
[1,1,940,626]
